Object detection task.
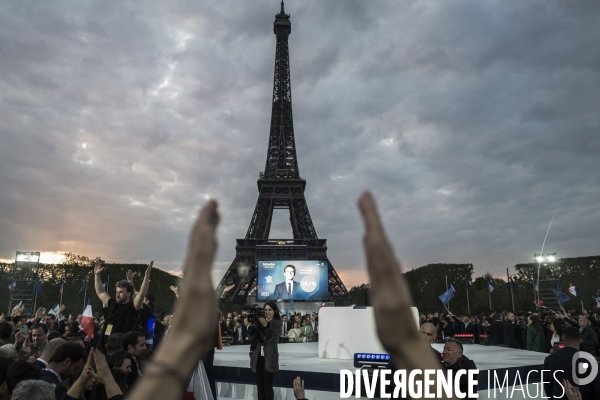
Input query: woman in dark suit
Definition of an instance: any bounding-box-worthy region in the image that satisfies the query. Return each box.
[249,301,282,400]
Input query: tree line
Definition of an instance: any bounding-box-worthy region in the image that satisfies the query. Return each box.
[340,256,600,314]
[0,253,180,316]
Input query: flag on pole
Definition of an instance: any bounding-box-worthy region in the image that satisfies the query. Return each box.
[447,279,456,296]
[552,289,570,303]
[77,277,88,299]
[439,288,455,306]
[34,275,42,294]
[57,281,64,299]
[487,279,494,296]
[533,279,538,296]
[568,283,580,298]
[48,304,60,316]
[465,278,473,293]
[12,301,22,312]
[509,277,519,296]
[103,276,110,292]
[8,282,16,293]
[593,297,600,309]
[80,304,94,338]
[534,300,546,308]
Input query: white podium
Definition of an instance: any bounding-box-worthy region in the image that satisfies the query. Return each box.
[317,306,419,360]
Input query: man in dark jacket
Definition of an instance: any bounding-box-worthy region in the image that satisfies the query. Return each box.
[544,326,600,399]
[503,312,521,348]
[490,315,505,345]
[442,339,478,398]
[578,314,599,356]
[39,342,86,399]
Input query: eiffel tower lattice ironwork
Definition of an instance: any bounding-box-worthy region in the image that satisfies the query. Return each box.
[216,2,348,305]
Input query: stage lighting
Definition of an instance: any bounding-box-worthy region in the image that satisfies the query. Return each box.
[16,252,40,263]
[536,256,544,262]
[547,255,556,262]
[354,353,392,368]
[453,334,475,344]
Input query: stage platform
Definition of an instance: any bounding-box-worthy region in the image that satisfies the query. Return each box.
[214,342,549,399]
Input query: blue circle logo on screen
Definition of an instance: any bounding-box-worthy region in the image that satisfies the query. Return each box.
[300,276,317,293]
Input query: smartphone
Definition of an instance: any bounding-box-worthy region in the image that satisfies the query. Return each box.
[20,324,28,334]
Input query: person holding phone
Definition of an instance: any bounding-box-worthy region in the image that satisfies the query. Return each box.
[249,302,282,400]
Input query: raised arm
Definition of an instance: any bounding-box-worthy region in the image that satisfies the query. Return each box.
[94,259,110,306]
[127,200,219,400]
[358,192,453,397]
[134,261,153,310]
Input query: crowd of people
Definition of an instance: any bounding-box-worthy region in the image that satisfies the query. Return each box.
[0,194,595,400]
[418,306,600,355]
[219,310,318,345]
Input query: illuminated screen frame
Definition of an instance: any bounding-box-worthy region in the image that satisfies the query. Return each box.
[257,260,329,301]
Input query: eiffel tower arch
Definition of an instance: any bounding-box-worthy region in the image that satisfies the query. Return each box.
[216,2,348,305]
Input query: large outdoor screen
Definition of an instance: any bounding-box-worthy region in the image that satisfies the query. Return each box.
[257,260,329,301]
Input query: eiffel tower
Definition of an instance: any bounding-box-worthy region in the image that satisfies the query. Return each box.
[216,2,348,305]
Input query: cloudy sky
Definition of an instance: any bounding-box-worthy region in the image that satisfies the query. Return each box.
[1,0,599,288]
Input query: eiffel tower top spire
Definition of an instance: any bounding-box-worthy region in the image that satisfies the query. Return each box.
[262,0,297,180]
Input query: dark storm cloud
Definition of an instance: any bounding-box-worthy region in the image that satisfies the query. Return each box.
[0,0,599,287]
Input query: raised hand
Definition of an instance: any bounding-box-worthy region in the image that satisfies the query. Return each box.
[563,379,582,400]
[94,259,104,275]
[126,269,136,282]
[22,335,32,356]
[145,261,154,279]
[127,200,220,400]
[358,192,440,372]
[293,377,305,400]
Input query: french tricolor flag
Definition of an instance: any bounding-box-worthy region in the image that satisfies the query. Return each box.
[447,278,456,296]
[487,280,494,296]
[57,281,64,299]
[8,282,16,293]
[568,283,580,298]
[80,303,94,339]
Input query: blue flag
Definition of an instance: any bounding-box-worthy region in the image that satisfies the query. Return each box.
[552,289,570,303]
[510,277,519,296]
[77,277,88,298]
[34,275,42,294]
[439,288,455,306]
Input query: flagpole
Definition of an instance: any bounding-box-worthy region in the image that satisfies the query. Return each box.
[533,277,539,312]
[488,282,492,309]
[465,279,471,315]
[83,277,88,311]
[507,268,515,313]
[446,276,450,314]
[60,281,63,307]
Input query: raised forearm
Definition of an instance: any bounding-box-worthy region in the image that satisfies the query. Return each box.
[138,275,150,298]
[95,273,105,296]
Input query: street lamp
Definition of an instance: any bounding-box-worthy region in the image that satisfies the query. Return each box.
[534,252,557,308]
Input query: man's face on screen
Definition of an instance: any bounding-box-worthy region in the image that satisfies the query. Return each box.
[284,266,295,281]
